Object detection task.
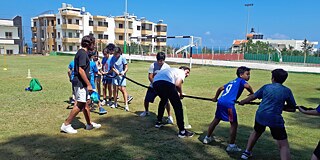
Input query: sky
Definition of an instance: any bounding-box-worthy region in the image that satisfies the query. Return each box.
[0,0,319,48]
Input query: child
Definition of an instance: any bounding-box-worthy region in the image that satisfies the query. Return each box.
[67,60,75,105]
[299,105,320,160]
[110,47,129,111]
[93,50,103,98]
[89,52,107,115]
[239,69,296,160]
[203,66,254,153]
[101,45,114,106]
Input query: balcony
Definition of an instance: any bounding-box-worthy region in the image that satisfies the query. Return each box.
[93,15,107,19]
[61,24,80,30]
[32,38,37,43]
[114,40,124,45]
[156,41,166,46]
[93,26,107,32]
[115,28,133,34]
[62,38,81,43]
[31,27,37,32]
[141,30,152,35]
[48,38,55,44]
[156,31,167,36]
[141,41,152,46]
[97,39,108,43]
[114,17,133,22]
[61,12,82,17]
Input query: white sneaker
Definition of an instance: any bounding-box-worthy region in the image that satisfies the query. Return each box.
[101,100,106,105]
[140,111,150,117]
[110,103,117,108]
[226,144,242,152]
[203,136,213,144]
[61,123,77,134]
[85,122,101,130]
[167,116,174,124]
[125,106,129,111]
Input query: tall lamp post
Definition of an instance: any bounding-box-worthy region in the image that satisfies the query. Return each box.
[244,3,253,53]
[124,0,128,54]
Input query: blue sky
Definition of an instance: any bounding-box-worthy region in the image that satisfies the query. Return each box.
[0,0,319,48]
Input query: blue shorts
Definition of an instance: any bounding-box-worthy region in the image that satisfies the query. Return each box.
[215,102,237,122]
[102,75,113,84]
[144,87,157,103]
[113,75,126,86]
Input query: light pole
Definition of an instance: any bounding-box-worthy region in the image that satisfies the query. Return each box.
[244,3,253,54]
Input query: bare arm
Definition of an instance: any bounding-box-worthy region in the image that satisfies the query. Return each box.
[239,94,257,105]
[175,78,183,98]
[67,69,71,81]
[212,86,224,102]
[79,67,92,91]
[299,107,320,116]
[244,83,254,95]
[148,73,154,83]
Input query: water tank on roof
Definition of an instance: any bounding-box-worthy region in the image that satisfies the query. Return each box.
[81,7,85,12]
[158,20,163,23]
[62,3,66,8]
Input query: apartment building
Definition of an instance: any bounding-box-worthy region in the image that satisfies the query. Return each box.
[31,3,167,53]
[0,16,23,54]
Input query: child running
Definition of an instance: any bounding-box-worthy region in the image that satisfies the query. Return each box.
[203,66,254,153]
[239,69,296,160]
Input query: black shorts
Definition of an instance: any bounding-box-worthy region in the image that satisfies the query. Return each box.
[314,141,320,159]
[254,121,287,140]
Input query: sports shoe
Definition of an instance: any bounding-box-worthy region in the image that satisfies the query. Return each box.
[107,101,113,107]
[241,151,252,159]
[101,100,106,105]
[226,144,242,152]
[61,123,77,134]
[140,111,150,117]
[110,103,117,108]
[125,106,129,111]
[203,136,213,144]
[99,107,107,114]
[127,95,133,103]
[178,130,194,138]
[155,121,164,128]
[85,122,101,130]
[167,116,174,124]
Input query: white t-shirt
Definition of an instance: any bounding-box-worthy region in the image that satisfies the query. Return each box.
[153,68,186,85]
[148,62,170,87]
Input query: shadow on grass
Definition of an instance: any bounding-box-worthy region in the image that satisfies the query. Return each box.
[0,113,315,159]
[305,97,320,104]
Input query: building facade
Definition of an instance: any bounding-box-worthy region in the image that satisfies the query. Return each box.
[0,16,23,54]
[31,3,167,53]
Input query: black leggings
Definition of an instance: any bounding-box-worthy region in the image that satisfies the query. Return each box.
[153,80,185,131]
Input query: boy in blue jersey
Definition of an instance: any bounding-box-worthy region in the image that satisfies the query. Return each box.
[203,66,254,152]
[110,47,130,111]
[68,60,75,104]
[89,53,107,115]
[101,46,114,106]
[299,105,320,160]
[239,69,296,160]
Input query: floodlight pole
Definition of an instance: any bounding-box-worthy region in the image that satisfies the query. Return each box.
[244,3,253,54]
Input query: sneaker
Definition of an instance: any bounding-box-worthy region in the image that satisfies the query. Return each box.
[140,111,150,117]
[241,151,252,159]
[107,101,113,107]
[110,103,117,109]
[85,122,101,130]
[203,136,213,144]
[226,144,242,152]
[155,121,164,128]
[70,99,75,105]
[167,116,174,124]
[125,106,129,111]
[99,107,107,114]
[127,95,133,103]
[61,123,77,134]
[178,130,194,138]
[101,100,106,105]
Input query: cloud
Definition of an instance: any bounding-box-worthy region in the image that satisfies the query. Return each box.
[269,33,290,39]
[205,31,211,35]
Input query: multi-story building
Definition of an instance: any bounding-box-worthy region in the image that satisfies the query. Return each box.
[31,3,167,53]
[0,16,23,54]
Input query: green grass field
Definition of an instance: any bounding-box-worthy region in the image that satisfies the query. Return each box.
[0,55,319,160]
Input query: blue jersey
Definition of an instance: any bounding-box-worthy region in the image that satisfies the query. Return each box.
[316,105,320,113]
[110,55,127,75]
[102,56,112,75]
[68,60,74,81]
[218,77,247,106]
[254,83,296,128]
[89,61,98,89]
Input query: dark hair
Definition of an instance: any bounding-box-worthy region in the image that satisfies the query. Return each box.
[156,52,166,61]
[114,47,122,54]
[103,48,108,54]
[179,66,190,72]
[236,66,251,77]
[106,43,116,53]
[272,69,288,84]
[81,35,95,48]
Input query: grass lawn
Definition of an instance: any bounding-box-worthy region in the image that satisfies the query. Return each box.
[0,55,319,160]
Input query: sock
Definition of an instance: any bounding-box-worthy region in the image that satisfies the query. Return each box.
[229,144,236,147]
[180,130,185,134]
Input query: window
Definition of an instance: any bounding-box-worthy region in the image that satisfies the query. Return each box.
[51,32,55,38]
[76,19,79,25]
[58,32,60,38]
[51,20,54,26]
[103,22,108,27]
[5,32,12,39]
[119,23,123,28]
[52,45,55,51]
[103,35,108,39]
[69,46,73,51]
[58,45,61,51]
[98,21,103,26]
[68,32,72,38]
[68,19,72,24]
[33,21,37,27]
[119,35,123,40]
[57,19,60,25]
[75,32,80,38]
[89,20,93,26]
[98,34,103,39]
[6,50,13,54]
[137,26,141,30]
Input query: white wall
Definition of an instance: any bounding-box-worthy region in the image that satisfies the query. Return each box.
[0,19,13,26]
[0,26,19,39]
[0,44,19,54]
